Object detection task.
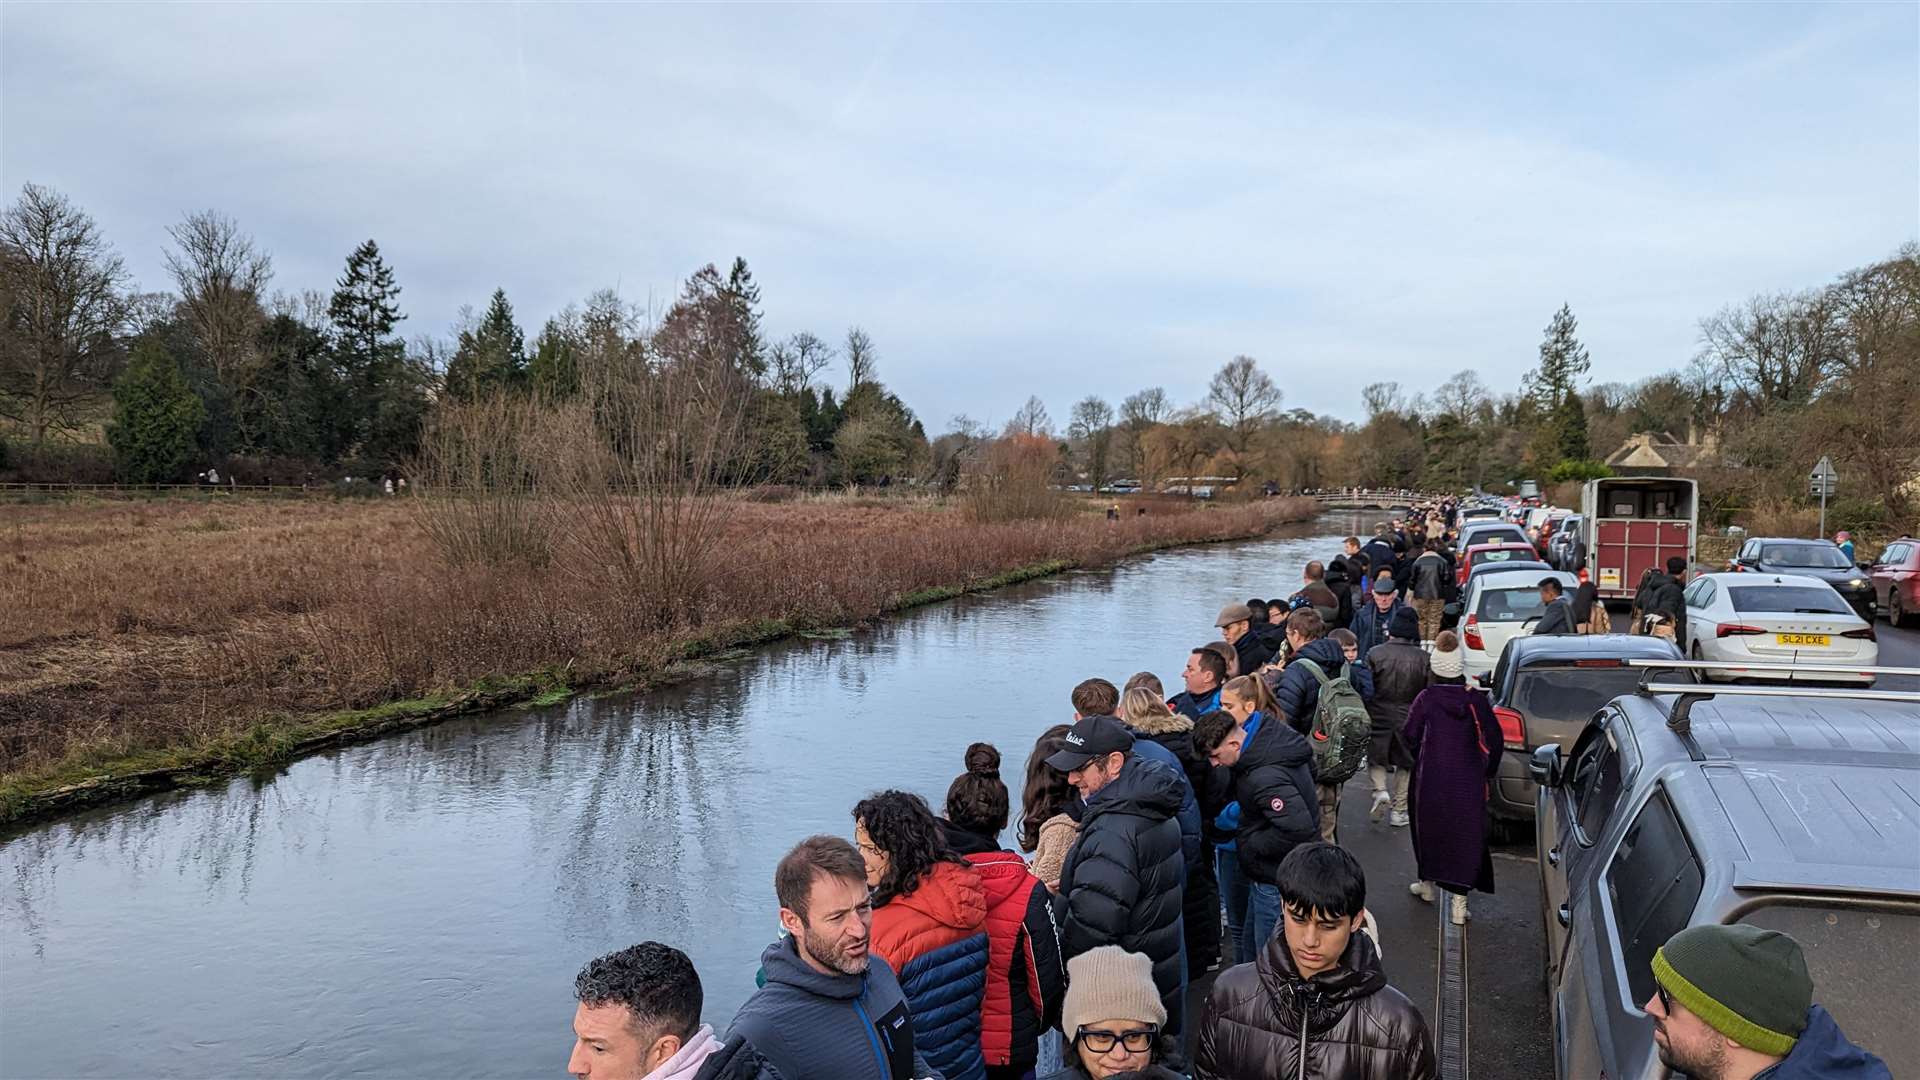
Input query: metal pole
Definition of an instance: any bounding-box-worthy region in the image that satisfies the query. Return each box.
[1819,481,1828,538]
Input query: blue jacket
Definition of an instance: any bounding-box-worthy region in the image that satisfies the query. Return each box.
[895,935,988,1080]
[1168,688,1221,721]
[1761,1006,1890,1079]
[729,937,941,1080]
[1126,732,1202,878]
[1273,638,1375,740]
[1348,599,1406,668]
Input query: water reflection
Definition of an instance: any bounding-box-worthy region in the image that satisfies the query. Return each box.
[0,516,1364,1079]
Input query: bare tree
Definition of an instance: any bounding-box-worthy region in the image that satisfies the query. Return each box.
[1362,381,1406,418]
[1696,290,1838,410]
[1118,386,1170,482]
[770,330,835,395]
[0,183,131,449]
[845,326,877,392]
[1207,355,1281,477]
[1008,394,1052,437]
[164,210,273,383]
[1430,369,1489,420]
[1067,395,1116,489]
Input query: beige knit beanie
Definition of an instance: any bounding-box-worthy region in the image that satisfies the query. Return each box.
[1060,946,1166,1040]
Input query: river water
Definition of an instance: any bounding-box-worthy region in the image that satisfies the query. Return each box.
[0,514,1366,1079]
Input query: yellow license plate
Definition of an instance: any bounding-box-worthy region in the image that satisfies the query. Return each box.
[1776,633,1831,647]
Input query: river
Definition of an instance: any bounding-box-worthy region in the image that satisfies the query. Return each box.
[0,514,1367,1079]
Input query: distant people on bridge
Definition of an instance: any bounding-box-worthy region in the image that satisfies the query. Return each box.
[1402,631,1503,927]
[568,941,773,1080]
[1043,946,1182,1080]
[1194,843,1437,1080]
[853,790,990,1080]
[1045,714,1189,1050]
[726,835,935,1080]
[1647,924,1889,1080]
[1363,606,1426,829]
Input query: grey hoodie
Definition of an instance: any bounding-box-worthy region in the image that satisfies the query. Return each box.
[728,936,940,1080]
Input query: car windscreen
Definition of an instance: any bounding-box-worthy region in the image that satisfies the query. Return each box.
[1467,526,1528,547]
[1760,544,1849,569]
[1476,586,1549,622]
[1740,904,1919,1078]
[1726,584,1851,615]
[1471,548,1531,567]
[1514,666,1647,723]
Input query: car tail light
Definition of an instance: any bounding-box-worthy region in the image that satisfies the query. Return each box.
[1494,706,1526,750]
[1843,626,1876,641]
[1464,613,1484,651]
[1716,623,1766,638]
[1572,659,1624,667]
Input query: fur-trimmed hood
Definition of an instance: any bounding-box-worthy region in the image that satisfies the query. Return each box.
[1127,708,1194,738]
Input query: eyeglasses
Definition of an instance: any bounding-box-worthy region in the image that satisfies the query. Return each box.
[1654,983,1676,1015]
[1077,1027,1156,1054]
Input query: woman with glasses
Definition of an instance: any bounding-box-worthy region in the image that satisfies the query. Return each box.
[1042,946,1183,1080]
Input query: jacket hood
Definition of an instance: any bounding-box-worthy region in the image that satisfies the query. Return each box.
[1257,918,1389,1019]
[644,1023,719,1080]
[1291,637,1350,670]
[1768,1005,1891,1079]
[1126,709,1194,738]
[757,934,867,1001]
[891,860,988,933]
[963,848,1035,907]
[1084,754,1184,824]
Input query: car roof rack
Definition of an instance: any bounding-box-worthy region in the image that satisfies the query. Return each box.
[1622,660,1920,763]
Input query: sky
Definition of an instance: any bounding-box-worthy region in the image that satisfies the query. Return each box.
[3,3,1916,430]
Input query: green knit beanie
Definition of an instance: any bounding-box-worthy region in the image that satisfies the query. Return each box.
[1652,924,1812,1058]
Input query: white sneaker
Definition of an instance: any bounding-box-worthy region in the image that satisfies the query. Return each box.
[1409,881,1433,903]
[1450,893,1470,925]
[1389,810,1410,827]
[1369,790,1392,822]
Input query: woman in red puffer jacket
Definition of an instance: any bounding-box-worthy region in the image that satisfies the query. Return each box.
[940,743,1066,1080]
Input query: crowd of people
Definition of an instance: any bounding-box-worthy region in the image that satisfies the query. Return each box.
[563,501,1890,1080]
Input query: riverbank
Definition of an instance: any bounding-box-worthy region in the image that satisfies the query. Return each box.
[0,493,1317,824]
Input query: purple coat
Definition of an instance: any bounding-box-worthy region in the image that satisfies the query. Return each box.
[1402,683,1504,894]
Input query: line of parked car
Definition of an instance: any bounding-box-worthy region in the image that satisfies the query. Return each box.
[1444,501,1920,1079]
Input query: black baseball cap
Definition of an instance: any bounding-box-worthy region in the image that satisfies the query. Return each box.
[1046,715,1135,772]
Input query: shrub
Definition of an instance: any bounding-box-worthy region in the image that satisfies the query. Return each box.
[963,433,1073,523]
[1546,459,1613,483]
[107,340,206,484]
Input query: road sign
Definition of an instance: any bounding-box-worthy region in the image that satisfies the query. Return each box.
[1810,456,1838,534]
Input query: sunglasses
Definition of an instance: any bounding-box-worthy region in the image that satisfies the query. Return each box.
[1655,983,1676,1014]
[1077,1027,1156,1054]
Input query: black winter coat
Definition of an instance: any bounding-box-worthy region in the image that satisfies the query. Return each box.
[1324,559,1357,629]
[693,1033,786,1080]
[1233,630,1274,677]
[1195,928,1436,1080]
[1127,710,1224,979]
[1227,718,1319,885]
[1363,638,1428,769]
[1056,754,1188,1036]
[1637,571,1687,638]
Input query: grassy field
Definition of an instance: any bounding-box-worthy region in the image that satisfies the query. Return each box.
[0,491,1314,822]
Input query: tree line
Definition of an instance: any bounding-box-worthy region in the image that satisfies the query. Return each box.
[0,182,929,488]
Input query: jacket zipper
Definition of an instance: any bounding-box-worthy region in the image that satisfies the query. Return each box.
[852,983,891,1080]
[1297,993,1309,1080]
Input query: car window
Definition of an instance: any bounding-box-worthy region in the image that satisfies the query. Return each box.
[1467,526,1529,547]
[1606,788,1703,1009]
[1478,586,1549,622]
[1683,579,1705,606]
[1740,540,1758,560]
[1515,667,1649,724]
[1727,584,1850,615]
[1694,580,1717,608]
[1740,904,1920,1079]
[1760,544,1849,569]
[1567,722,1623,844]
[1881,543,1910,566]
[1472,548,1530,567]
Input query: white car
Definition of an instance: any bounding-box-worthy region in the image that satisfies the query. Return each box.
[1460,567,1579,683]
[1681,572,1879,683]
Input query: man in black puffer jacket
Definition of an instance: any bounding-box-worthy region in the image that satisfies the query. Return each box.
[1196,844,1435,1080]
[1192,708,1318,965]
[1048,715,1189,1043]
[1126,700,1227,978]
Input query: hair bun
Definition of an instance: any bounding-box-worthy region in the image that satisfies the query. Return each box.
[965,742,1001,776]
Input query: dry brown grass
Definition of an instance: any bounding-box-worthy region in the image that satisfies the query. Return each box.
[0,493,1313,780]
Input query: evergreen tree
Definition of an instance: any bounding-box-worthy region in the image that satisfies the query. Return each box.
[1525,303,1593,466]
[1554,392,1591,462]
[326,239,406,451]
[723,257,765,377]
[529,318,580,398]
[109,338,206,483]
[444,288,526,401]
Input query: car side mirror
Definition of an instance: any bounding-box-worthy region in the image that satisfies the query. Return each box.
[1529,743,1564,788]
[1859,561,1875,572]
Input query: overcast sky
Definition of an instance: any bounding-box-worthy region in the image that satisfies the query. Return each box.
[4,3,1915,428]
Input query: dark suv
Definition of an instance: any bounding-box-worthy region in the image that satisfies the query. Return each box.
[1484,635,1683,822]
[1530,670,1919,1080]
[1728,537,1876,618]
